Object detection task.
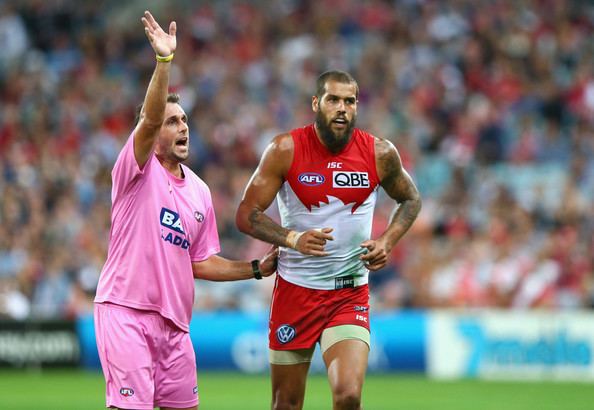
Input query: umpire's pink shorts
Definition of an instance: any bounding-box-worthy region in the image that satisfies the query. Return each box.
[94,302,199,409]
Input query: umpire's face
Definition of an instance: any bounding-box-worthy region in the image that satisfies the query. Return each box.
[155,102,190,163]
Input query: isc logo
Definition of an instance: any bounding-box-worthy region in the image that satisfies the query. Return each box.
[333,171,369,188]
[298,172,325,186]
[160,208,185,234]
[356,314,368,323]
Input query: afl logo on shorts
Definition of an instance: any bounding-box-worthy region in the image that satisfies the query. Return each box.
[276,324,296,344]
[120,387,134,397]
[298,172,325,186]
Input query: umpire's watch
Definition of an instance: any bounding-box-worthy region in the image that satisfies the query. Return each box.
[251,259,262,280]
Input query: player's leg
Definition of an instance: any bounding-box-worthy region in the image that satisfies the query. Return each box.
[155,319,199,410]
[268,276,326,409]
[270,348,314,410]
[94,303,158,410]
[320,283,371,410]
[321,326,370,410]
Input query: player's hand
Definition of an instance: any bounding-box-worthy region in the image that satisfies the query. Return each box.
[295,228,334,257]
[359,239,388,271]
[259,245,279,277]
[141,10,176,57]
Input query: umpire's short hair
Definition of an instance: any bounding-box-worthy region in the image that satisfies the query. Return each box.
[315,70,359,99]
[133,93,181,126]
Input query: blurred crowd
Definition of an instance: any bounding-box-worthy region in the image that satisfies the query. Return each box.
[0,0,593,321]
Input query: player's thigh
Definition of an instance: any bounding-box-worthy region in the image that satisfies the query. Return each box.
[154,326,199,410]
[270,347,313,406]
[269,276,327,351]
[270,361,311,403]
[321,327,369,395]
[95,303,157,409]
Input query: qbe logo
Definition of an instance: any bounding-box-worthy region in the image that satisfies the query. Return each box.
[333,171,369,188]
[298,172,325,186]
[276,324,296,344]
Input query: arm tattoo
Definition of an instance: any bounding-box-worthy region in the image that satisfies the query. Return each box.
[248,208,290,247]
[378,141,422,248]
[389,172,421,229]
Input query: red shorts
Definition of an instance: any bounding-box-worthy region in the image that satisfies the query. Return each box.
[269,275,370,350]
[94,303,199,410]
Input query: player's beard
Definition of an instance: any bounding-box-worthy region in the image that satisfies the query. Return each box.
[172,146,189,163]
[315,110,356,154]
[156,141,189,164]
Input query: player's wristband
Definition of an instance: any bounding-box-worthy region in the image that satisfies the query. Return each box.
[251,259,262,280]
[286,230,304,249]
[156,53,174,63]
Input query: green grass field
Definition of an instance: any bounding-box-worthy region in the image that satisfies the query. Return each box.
[1,370,592,409]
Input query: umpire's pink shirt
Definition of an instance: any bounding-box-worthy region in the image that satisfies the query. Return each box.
[95,132,220,332]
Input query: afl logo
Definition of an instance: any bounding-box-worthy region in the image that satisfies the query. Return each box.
[276,324,296,344]
[194,211,204,222]
[298,172,325,186]
[120,387,134,397]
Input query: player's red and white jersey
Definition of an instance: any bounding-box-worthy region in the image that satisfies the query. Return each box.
[277,124,380,290]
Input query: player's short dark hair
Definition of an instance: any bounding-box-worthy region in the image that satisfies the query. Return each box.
[315,70,359,99]
[133,93,181,126]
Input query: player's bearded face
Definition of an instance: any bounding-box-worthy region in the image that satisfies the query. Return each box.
[314,81,357,153]
[156,103,190,162]
[315,109,356,153]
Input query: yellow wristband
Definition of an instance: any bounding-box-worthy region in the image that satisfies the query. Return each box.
[156,53,174,63]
